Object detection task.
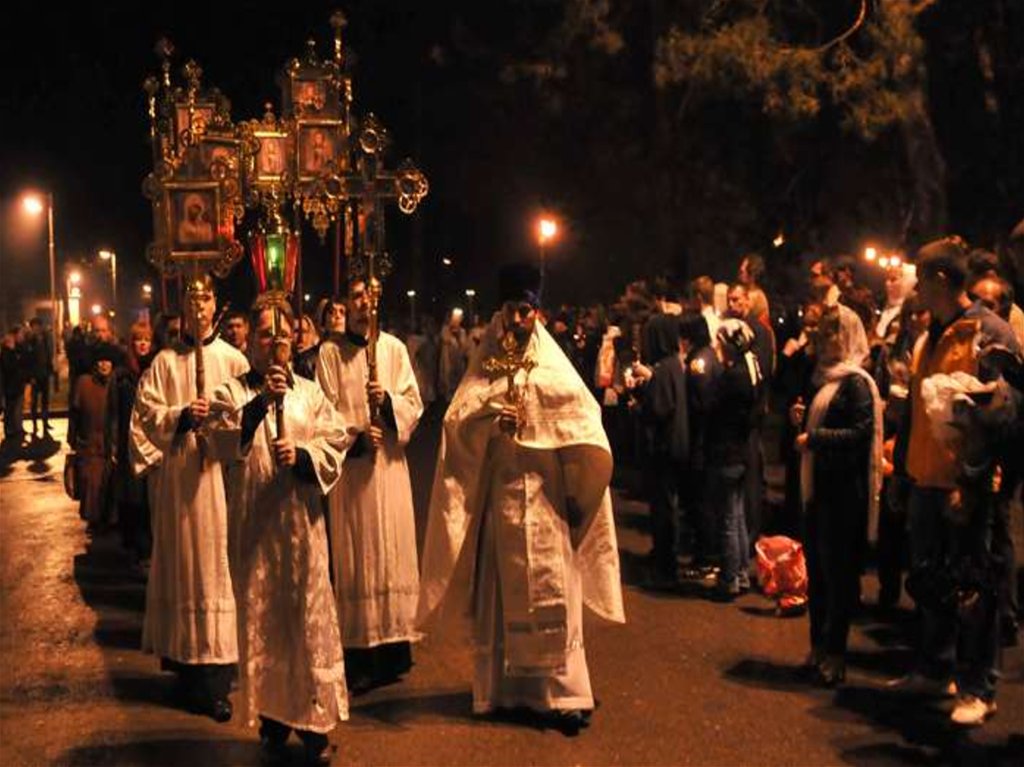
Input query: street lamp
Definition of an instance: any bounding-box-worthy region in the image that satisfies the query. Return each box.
[98,249,117,308]
[536,215,558,288]
[142,283,153,298]
[465,288,476,320]
[21,192,59,352]
[406,289,417,328]
[91,303,103,316]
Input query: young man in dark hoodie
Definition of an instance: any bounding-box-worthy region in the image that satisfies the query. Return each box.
[634,312,689,589]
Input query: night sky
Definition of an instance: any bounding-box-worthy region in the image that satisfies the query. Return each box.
[2,1,1023,327]
[1,2,560,322]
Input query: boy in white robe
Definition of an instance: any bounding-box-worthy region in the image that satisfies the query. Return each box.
[316,278,424,692]
[129,276,248,722]
[418,263,625,735]
[209,303,353,765]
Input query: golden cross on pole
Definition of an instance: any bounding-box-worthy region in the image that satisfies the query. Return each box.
[483,331,537,436]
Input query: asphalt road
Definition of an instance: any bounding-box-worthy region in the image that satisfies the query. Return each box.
[1,413,1022,766]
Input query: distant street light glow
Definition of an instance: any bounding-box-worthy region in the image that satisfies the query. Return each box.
[442,257,452,267]
[465,289,476,297]
[538,217,558,243]
[22,195,44,215]
[407,289,416,298]
[773,232,785,248]
[69,271,82,285]
[879,256,890,268]
[864,247,877,262]
[91,304,103,316]
[142,283,153,296]
[303,293,311,302]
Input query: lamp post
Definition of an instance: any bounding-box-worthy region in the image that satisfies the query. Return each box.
[406,289,417,329]
[21,192,59,353]
[536,216,558,290]
[98,249,117,310]
[465,288,476,322]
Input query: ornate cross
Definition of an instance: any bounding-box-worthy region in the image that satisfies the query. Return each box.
[483,331,537,435]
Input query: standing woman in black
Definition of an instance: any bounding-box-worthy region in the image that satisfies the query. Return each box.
[793,305,882,685]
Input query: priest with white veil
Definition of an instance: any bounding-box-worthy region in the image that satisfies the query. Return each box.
[418,263,625,736]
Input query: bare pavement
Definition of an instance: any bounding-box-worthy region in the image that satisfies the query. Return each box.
[1,412,1022,767]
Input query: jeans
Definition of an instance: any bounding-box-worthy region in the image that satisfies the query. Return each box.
[30,376,49,430]
[3,393,24,441]
[908,486,1000,700]
[648,455,682,579]
[715,465,749,585]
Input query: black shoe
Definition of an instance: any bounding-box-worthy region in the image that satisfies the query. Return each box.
[553,709,587,737]
[816,657,846,688]
[260,737,289,765]
[211,697,233,723]
[301,733,331,766]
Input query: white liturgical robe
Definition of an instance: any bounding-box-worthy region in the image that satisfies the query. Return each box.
[418,316,625,714]
[129,337,248,664]
[209,372,353,732]
[316,332,424,648]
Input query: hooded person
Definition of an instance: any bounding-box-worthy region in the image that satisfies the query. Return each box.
[417,262,625,735]
[69,341,119,532]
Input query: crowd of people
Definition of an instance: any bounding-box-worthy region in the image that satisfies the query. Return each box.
[2,234,1022,761]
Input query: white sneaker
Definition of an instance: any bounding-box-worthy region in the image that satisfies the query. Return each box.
[950,695,997,726]
[885,672,957,698]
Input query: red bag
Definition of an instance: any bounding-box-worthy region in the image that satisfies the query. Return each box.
[755,535,808,615]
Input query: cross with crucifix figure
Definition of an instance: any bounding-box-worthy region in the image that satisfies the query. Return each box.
[483,331,537,437]
[339,113,429,424]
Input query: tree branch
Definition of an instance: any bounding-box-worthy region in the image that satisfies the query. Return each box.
[812,0,867,52]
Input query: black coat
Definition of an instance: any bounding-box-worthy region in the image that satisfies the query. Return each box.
[805,373,874,505]
[706,360,757,468]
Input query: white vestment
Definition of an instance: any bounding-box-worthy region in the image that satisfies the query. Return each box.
[316,332,424,648]
[418,316,625,714]
[209,373,353,732]
[129,337,248,664]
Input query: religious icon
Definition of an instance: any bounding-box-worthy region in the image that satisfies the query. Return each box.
[199,137,239,176]
[256,134,288,177]
[174,104,215,146]
[174,190,216,248]
[293,79,327,114]
[297,123,340,178]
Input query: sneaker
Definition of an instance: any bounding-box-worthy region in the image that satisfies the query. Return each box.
[737,572,751,593]
[950,695,997,726]
[885,672,957,698]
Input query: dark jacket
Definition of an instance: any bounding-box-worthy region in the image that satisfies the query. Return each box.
[706,359,757,468]
[642,353,689,464]
[686,345,719,472]
[805,372,874,506]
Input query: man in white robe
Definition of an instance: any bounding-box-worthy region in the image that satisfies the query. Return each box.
[209,303,352,765]
[418,263,625,736]
[316,278,424,692]
[129,276,248,721]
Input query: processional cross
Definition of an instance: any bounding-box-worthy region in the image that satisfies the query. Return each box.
[483,331,536,437]
[335,114,428,424]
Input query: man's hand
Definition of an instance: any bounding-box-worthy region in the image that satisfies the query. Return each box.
[263,365,289,400]
[795,432,809,452]
[188,397,209,425]
[367,381,386,409]
[367,424,385,449]
[498,402,520,436]
[272,437,297,467]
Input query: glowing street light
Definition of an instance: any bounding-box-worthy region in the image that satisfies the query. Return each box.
[69,270,82,286]
[406,289,417,326]
[465,288,477,320]
[98,249,117,308]
[442,257,452,267]
[773,231,785,248]
[536,215,559,291]
[91,303,103,316]
[20,191,59,351]
[864,246,877,262]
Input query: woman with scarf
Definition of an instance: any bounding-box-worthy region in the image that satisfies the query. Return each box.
[110,322,155,568]
[793,305,882,686]
[69,342,120,534]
